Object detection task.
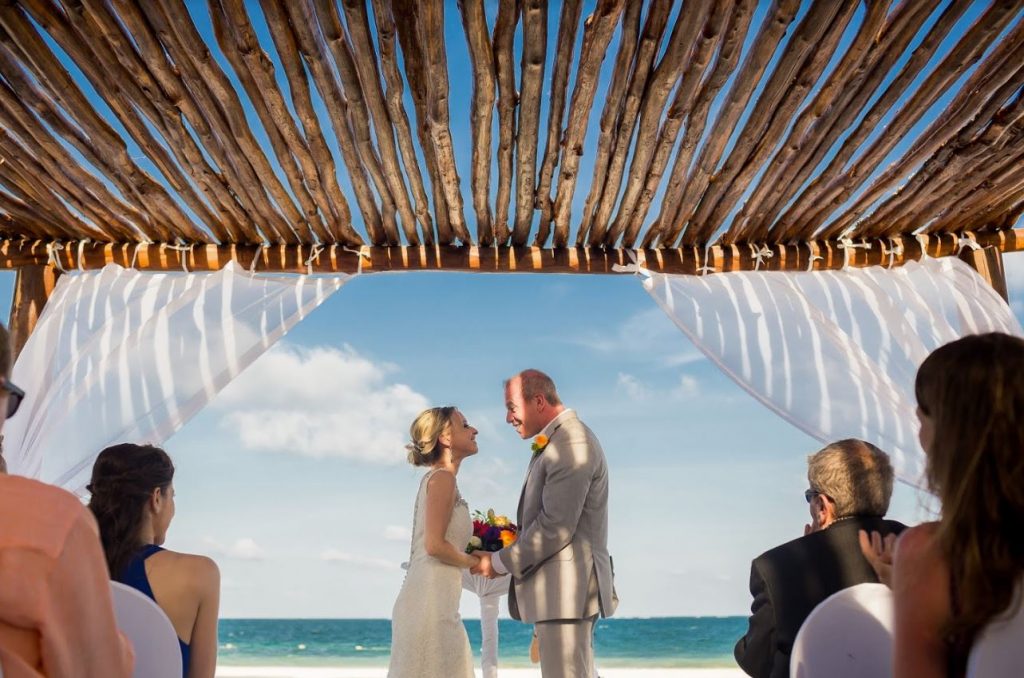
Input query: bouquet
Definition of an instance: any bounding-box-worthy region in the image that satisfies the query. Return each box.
[467,509,519,553]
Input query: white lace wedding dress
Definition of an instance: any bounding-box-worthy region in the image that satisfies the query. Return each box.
[388,468,475,677]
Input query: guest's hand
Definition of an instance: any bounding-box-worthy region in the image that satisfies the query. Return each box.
[803,523,812,536]
[859,529,896,588]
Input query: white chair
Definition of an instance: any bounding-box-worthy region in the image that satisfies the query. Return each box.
[967,586,1024,677]
[109,581,183,678]
[790,582,894,678]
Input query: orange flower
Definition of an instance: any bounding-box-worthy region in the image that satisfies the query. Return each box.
[531,434,549,455]
[500,529,517,547]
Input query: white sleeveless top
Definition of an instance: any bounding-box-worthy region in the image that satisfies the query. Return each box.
[966,579,1024,677]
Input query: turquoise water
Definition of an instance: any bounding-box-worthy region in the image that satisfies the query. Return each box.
[218,617,746,668]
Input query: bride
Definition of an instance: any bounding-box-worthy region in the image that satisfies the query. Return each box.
[388,406,481,677]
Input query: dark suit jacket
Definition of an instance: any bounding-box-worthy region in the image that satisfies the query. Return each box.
[734,516,906,678]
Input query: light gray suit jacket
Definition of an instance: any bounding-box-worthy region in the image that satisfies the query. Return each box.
[500,411,617,622]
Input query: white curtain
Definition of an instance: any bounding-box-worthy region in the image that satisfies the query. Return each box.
[4,262,348,492]
[643,256,1023,486]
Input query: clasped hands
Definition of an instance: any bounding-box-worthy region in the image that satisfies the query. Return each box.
[470,551,504,579]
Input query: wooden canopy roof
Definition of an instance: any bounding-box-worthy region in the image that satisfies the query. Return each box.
[0,0,1023,275]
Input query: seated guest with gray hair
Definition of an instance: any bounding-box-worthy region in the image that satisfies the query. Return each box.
[734,439,906,678]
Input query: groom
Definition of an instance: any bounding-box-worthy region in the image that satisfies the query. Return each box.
[473,369,616,678]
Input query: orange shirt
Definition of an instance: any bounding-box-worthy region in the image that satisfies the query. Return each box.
[0,475,134,677]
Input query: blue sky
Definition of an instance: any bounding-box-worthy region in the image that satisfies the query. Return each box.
[2,258,1022,618]
[5,0,1024,618]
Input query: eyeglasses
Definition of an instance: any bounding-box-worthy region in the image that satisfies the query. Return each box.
[1,378,25,419]
[804,488,832,503]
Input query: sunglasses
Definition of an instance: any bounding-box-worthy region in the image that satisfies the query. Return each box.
[804,488,832,503]
[1,378,24,419]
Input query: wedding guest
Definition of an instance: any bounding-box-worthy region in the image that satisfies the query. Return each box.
[0,323,134,677]
[88,443,220,678]
[861,332,1024,678]
[735,438,905,678]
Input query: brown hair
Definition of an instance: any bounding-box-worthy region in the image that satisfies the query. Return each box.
[915,333,1024,647]
[406,406,456,467]
[87,443,175,578]
[807,439,894,517]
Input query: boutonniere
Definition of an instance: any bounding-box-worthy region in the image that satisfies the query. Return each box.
[531,434,549,456]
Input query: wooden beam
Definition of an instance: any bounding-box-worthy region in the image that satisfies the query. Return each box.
[1,230,1022,276]
[959,245,1008,302]
[8,263,61,361]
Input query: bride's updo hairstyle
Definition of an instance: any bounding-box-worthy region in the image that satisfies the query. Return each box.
[406,406,456,466]
[87,443,174,577]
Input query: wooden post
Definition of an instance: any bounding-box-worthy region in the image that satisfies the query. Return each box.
[8,264,62,362]
[959,245,1008,302]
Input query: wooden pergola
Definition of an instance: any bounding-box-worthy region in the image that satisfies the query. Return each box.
[1,0,1023,355]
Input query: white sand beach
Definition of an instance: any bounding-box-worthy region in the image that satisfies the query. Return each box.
[216,668,745,678]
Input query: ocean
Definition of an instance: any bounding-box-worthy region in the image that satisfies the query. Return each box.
[218,617,746,668]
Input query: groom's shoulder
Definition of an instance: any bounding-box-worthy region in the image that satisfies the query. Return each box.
[557,411,590,436]
[557,413,605,450]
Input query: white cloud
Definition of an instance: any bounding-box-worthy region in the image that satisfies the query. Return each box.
[382,525,411,541]
[616,373,649,400]
[562,307,705,368]
[617,372,700,401]
[213,344,429,463]
[202,536,267,561]
[673,374,700,399]
[321,549,399,570]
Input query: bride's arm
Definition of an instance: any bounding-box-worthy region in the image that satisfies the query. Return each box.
[424,470,479,569]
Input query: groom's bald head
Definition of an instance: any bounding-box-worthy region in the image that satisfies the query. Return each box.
[514,369,562,407]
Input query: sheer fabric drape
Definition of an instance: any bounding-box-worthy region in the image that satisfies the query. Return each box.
[4,262,347,492]
[643,257,1022,485]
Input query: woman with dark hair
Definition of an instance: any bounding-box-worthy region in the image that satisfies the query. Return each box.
[88,443,220,678]
[861,332,1024,677]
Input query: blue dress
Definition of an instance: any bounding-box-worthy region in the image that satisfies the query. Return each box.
[117,544,191,676]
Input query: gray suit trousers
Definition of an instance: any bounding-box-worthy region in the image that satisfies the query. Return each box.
[536,613,598,678]
[535,571,600,678]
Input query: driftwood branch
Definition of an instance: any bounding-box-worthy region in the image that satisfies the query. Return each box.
[620,0,732,247]
[585,0,673,245]
[370,0,433,244]
[646,0,755,248]
[577,0,641,246]
[492,0,520,245]
[334,0,421,244]
[534,0,582,241]
[458,0,496,244]
[417,0,470,243]
[550,0,625,246]
[691,0,851,245]
[263,0,384,242]
[512,0,547,245]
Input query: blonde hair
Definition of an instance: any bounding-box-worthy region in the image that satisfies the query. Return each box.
[406,406,455,467]
[807,439,894,517]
